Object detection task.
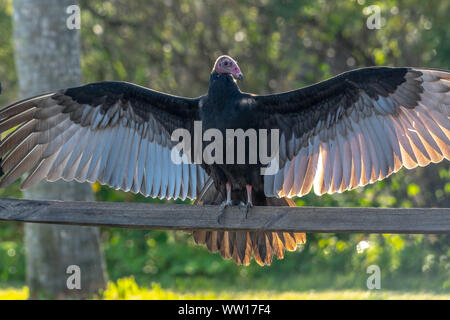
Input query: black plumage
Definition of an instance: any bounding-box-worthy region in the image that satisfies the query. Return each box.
[0,55,449,266]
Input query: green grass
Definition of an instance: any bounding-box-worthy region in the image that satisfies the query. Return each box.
[1,277,449,300]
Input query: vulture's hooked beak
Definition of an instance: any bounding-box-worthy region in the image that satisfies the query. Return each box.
[234,73,244,81]
[231,63,243,80]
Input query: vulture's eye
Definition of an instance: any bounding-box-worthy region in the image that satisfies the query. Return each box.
[223,61,229,66]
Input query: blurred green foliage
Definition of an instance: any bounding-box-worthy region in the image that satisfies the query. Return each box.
[0,0,449,292]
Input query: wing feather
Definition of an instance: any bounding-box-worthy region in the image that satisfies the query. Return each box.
[259,68,449,198]
[0,81,207,200]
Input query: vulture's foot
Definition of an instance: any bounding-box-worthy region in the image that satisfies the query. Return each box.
[217,200,233,223]
[238,201,253,219]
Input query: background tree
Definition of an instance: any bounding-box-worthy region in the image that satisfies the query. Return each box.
[12,0,106,299]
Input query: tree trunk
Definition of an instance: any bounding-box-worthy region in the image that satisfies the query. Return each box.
[13,0,107,299]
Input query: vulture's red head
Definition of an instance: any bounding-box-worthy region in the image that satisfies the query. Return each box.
[213,55,243,80]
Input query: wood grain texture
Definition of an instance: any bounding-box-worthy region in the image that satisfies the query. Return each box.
[0,197,449,234]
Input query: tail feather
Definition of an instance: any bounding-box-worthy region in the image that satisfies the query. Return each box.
[191,181,306,266]
[219,231,232,259]
[272,233,285,259]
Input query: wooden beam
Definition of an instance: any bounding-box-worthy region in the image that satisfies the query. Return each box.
[0,197,449,234]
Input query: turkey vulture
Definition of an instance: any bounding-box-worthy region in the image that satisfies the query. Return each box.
[0,55,449,266]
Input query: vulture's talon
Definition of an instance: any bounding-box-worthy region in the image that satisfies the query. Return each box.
[239,201,253,219]
[217,200,232,223]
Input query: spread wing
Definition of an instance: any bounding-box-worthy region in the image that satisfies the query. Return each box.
[252,67,450,197]
[0,81,208,200]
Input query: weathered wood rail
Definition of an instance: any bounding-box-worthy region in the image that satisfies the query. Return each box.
[0,197,449,234]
